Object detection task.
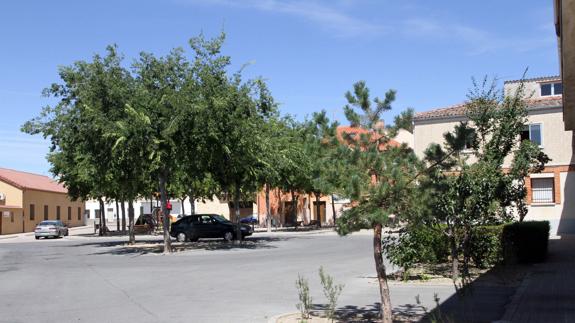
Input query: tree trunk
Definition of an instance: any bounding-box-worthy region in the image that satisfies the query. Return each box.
[291,190,297,226]
[121,201,126,233]
[266,183,271,233]
[98,198,106,236]
[448,227,459,284]
[303,196,309,224]
[331,194,337,226]
[462,228,471,286]
[315,192,322,227]
[128,200,135,244]
[115,200,120,232]
[189,193,196,215]
[374,223,393,323]
[181,198,185,215]
[234,182,242,243]
[158,172,172,253]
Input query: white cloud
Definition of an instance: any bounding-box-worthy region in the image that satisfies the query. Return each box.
[174,0,385,38]
[404,18,554,55]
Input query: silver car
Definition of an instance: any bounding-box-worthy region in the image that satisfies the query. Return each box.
[34,220,69,239]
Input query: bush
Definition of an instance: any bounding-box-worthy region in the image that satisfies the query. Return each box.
[295,274,312,319]
[502,221,550,263]
[319,266,344,322]
[383,225,448,278]
[469,225,504,268]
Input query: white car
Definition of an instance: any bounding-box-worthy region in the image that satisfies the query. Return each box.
[35,220,69,239]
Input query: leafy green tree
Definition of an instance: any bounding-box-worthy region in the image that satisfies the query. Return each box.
[22,45,134,237]
[301,111,339,227]
[420,78,549,284]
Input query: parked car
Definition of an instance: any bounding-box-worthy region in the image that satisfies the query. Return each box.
[170,214,253,242]
[35,220,69,239]
[239,214,258,225]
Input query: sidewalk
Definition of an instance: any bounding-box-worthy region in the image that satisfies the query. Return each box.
[499,236,575,322]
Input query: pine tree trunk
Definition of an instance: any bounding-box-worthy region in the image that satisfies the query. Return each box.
[121,201,126,233]
[374,223,393,323]
[128,200,135,244]
[158,172,172,253]
[462,228,471,286]
[234,182,242,243]
[115,200,120,232]
[266,183,271,233]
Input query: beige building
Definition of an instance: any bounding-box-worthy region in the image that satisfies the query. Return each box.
[414,76,574,236]
[0,168,85,235]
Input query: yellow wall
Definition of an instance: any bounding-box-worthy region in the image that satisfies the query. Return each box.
[22,190,85,232]
[0,208,23,235]
[0,181,23,207]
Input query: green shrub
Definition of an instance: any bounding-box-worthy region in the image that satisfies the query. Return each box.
[383,225,448,277]
[469,225,504,268]
[295,274,312,319]
[502,221,550,263]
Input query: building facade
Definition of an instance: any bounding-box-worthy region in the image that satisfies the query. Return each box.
[414,76,574,236]
[0,168,85,235]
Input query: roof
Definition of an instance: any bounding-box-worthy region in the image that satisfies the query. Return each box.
[336,126,401,149]
[0,168,67,194]
[504,75,561,84]
[414,96,563,121]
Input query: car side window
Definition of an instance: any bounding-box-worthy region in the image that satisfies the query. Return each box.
[200,216,212,224]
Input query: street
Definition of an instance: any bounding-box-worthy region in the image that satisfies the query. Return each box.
[0,229,455,323]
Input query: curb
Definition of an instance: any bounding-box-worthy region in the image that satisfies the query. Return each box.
[267,312,299,323]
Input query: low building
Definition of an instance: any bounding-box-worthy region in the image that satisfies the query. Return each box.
[414,76,574,236]
[0,168,85,235]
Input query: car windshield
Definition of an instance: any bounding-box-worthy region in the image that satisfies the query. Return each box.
[39,221,59,226]
[213,215,231,223]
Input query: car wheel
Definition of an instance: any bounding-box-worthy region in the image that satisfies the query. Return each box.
[35,236,40,240]
[223,231,234,242]
[176,232,188,242]
[65,230,69,237]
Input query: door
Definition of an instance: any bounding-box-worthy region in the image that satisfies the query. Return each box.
[197,215,217,238]
[283,202,296,226]
[312,201,326,225]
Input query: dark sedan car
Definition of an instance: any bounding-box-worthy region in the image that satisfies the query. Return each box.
[170,214,253,242]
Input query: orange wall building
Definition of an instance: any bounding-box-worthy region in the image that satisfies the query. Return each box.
[0,168,85,235]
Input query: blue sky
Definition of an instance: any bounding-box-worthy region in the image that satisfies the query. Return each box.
[0,0,559,175]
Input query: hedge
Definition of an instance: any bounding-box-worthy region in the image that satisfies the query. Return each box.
[502,220,550,264]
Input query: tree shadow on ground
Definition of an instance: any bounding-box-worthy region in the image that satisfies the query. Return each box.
[69,236,292,256]
[307,302,424,322]
[419,263,531,323]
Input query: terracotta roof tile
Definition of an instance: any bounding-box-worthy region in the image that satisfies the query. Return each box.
[336,126,401,148]
[0,168,67,194]
[414,96,563,121]
[504,75,560,84]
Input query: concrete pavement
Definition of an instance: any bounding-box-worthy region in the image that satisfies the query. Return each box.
[0,230,456,323]
[499,236,575,323]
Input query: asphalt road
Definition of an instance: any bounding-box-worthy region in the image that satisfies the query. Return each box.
[0,230,455,323]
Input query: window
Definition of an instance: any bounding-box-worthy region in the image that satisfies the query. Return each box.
[77,207,81,220]
[521,124,542,146]
[43,205,49,220]
[67,207,72,221]
[56,206,61,220]
[540,82,562,96]
[10,212,14,223]
[30,204,35,220]
[532,178,555,203]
